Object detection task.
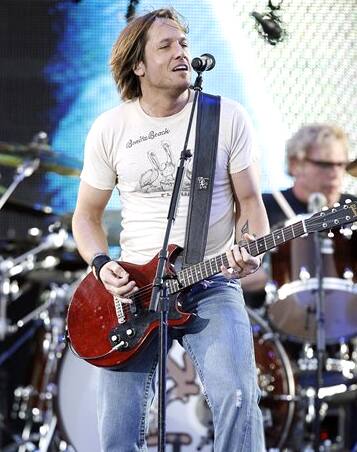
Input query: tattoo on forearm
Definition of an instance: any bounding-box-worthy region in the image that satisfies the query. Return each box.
[241,220,249,235]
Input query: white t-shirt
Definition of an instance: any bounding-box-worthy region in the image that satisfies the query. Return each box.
[81,93,256,264]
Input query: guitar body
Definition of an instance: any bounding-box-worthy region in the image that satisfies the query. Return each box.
[66,201,357,369]
[67,245,191,368]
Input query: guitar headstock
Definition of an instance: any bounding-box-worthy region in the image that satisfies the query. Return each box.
[306,200,357,234]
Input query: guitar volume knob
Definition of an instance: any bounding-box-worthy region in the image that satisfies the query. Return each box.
[111,334,120,343]
[126,328,135,338]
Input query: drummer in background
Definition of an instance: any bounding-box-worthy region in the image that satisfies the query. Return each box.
[242,123,357,304]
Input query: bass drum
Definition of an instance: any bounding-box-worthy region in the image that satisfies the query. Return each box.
[56,308,295,451]
[56,349,101,452]
[248,308,296,449]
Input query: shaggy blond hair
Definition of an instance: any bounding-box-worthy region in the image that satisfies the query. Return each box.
[286,124,348,175]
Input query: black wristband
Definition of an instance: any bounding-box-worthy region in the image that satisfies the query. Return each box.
[90,254,112,283]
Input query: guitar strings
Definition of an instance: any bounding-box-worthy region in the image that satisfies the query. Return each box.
[119,220,347,317]
[121,235,283,309]
[120,205,353,307]
[123,206,353,312]
[120,249,244,309]
[118,238,273,311]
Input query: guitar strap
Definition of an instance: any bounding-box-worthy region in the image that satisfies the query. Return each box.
[182,92,221,266]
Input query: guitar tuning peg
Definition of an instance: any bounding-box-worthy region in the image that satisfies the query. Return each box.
[345,199,351,204]
[333,202,340,208]
[328,230,334,238]
[322,206,329,211]
[351,223,357,231]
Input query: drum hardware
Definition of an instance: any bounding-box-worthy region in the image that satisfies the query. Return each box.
[297,342,356,380]
[352,337,357,362]
[325,358,355,379]
[264,280,278,305]
[300,387,329,424]
[299,356,356,382]
[0,228,69,277]
[264,195,357,450]
[336,340,350,361]
[311,203,335,451]
[0,254,83,449]
[248,309,297,449]
[296,385,349,452]
[267,220,357,343]
[0,158,40,212]
[8,283,74,452]
[0,421,39,452]
[0,226,77,340]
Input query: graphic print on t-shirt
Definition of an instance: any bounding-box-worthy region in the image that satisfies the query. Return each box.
[138,140,192,195]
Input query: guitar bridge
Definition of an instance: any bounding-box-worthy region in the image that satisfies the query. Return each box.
[113,295,127,324]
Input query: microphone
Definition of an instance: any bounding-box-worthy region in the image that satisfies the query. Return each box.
[308,192,327,213]
[191,53,215,72]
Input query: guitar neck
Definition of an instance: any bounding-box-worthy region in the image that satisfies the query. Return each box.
[167,219,306,294]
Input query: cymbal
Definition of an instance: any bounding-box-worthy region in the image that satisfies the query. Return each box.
[346,159,357,177]
[61,209,122,245]
[0,141,82,176]
[0,141,52,154]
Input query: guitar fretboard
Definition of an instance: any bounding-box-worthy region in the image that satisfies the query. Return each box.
[167,219,306,294]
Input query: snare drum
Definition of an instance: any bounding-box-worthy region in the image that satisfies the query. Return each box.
[267,222,357,343]
[55,308,295,451]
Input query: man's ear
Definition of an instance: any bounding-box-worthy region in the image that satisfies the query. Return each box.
[289,157,302,177]
[133,61,145,77]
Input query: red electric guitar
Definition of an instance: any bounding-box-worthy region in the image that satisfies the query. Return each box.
[66,201,357,368]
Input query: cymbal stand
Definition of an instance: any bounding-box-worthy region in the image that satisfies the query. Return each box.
[16,284,69,452]
[0,158,40,211]
[0,230,73,450]
[313,230,326,452]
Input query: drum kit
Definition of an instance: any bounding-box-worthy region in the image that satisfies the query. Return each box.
[0,139,357,452]
[263,216,357,451]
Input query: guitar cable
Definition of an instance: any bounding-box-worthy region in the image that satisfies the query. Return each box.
[67,338,125,361]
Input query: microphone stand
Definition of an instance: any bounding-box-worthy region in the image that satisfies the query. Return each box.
[313,229,326,451]
[149,73,204,452]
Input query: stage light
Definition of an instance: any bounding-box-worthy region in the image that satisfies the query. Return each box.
[251,0,287,45]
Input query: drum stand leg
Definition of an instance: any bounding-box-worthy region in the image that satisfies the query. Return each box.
[16,329,60,452]
[14,285,70,452]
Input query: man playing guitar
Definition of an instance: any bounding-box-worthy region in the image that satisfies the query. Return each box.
[71,7,270,452]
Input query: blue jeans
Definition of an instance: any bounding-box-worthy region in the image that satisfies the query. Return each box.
[97,276,265,451]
